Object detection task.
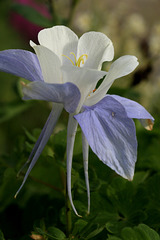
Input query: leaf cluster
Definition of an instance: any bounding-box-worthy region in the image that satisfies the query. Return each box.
[0,123,160,239]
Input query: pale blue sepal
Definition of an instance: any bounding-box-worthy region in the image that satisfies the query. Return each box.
[15,103,63,198]
[67,114,81,217]
[75,96,137,180]
[22,81,81,113]
[82,133,90,214]
[110,95,154,121]
[110,95,154,130]
[0,49,43,82]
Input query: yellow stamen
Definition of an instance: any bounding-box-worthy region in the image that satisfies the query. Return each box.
[70,52,78,65]
[77,54,88,67]
[62,52,88,67]
[62,54,74,65]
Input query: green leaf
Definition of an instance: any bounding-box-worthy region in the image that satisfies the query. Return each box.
[121,227,139,240]
[121,224,160,240]
[137,224,160,240]
[106,221,126,235]
[107,236,122,240]
[86,226,104,239]
[36,227,66,240]
[11,4,52,27]
[23,127,37,143]
[0,102,32,123]
[72,219,88,236]
[0,230,5,240]
[95,212,119,225]
[145,208,160,229]
[48,227,66,240]
[132,171,150,186]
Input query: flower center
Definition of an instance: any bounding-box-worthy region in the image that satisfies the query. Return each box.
[63,52,88,67]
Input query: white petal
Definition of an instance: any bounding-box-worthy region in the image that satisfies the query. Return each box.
[30,40,37,48]
[106,55,139,82]
[61,65,106,112]
[77,32,114,70]
[32,45,62,83]
[38,25,78,65]
[85,55,139,106]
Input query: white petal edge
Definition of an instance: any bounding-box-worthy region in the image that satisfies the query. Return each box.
[38,25,79,65]
[31,44,62,84]
[85,55,139,106]
[77,31,114,70]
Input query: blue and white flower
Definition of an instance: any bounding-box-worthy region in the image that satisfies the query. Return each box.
[0,25,154,216]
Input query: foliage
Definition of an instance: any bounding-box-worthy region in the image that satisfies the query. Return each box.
[1,0,160,239]
[0,120,160,239]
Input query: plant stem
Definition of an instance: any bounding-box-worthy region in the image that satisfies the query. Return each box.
[19,172,63,193]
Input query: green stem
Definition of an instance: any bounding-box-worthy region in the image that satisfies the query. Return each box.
[18,172,63,193]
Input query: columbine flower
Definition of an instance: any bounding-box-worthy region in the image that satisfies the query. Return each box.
[0,25,154,216]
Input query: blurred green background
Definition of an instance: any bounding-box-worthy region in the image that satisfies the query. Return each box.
[0,0,160,239]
